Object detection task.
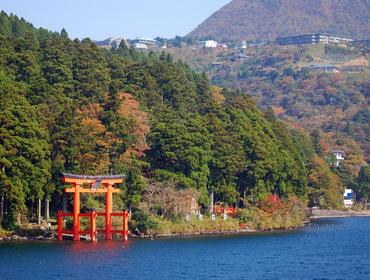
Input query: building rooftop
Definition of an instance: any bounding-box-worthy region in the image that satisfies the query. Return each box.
[277,33,355,40]
[134,37,157,42]
[332,150,345,153]
[199,40,218,43]
[308,63,337,68]
[61,173,125,180]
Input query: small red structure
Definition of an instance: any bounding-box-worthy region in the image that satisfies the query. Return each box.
[213,204,237,217]
[58,173,128,242]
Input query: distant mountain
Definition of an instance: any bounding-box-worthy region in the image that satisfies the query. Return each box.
[188,0,370,43]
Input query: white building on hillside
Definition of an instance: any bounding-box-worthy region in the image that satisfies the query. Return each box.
[332,150,345,167]
[276,34,354,46]
[198,40,218,48]
[95,37,128,49]
[241,40,247,49]
[343,189,354,208]
[133,43,148,50]
[131,37,157,45]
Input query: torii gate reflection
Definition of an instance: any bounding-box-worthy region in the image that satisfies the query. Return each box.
[57,173,128,242]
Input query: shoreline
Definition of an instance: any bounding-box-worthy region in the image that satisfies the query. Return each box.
[309,209,370,219]
[0,224,306,241]
[0,228,299,241]
[2,211,370,241]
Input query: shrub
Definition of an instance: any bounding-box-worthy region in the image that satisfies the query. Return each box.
[131,210,158,234]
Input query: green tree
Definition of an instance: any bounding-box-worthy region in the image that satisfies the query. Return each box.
[124,159,148,210]
[310,129,324,156]
[147,111,211,198]
[0,76,51,227]
[72,40,110,102]
[356,166,370,207]
[307,156,343,209]
[60,28,68,40]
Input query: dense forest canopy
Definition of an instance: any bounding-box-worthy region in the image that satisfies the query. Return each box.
[0,11,353,229]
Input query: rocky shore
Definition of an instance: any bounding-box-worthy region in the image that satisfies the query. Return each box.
[0,225,56,241]
[0,234,56,241]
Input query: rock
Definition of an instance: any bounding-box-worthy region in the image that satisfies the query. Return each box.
[34,235,45,240]
[11,235,27,240]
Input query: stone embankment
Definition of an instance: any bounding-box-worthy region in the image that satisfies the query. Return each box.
[0,226,56,241]
[0,234,55,241]
[310,209,370,219]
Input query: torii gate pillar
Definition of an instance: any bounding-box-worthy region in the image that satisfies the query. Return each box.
[105,184,113,240]
[73,184,81,241]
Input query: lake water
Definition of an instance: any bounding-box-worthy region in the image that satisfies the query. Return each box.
[1,217,370,280]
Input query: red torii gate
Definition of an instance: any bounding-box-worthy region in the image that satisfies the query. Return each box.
[57,173,128,242]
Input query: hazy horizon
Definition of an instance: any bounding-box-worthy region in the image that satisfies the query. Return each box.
[1,0,231,40]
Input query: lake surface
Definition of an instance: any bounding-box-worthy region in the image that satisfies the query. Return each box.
[1,217,370,280]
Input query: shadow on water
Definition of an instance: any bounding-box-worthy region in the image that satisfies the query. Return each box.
[139,227,308,244]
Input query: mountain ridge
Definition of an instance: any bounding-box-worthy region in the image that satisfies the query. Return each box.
[188,0,370,43]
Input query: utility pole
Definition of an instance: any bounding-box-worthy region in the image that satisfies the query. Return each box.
[209,189,214,215]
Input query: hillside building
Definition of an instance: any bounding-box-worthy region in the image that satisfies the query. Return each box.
[133,43,148,50]
[198,40,218,48]
[305,63,339,73]
[343,189,354,208]
[131,37,157,45]
[241,40,247,49]
[332,150,345,167]
[95,37,127,49]
[276,34,354,46]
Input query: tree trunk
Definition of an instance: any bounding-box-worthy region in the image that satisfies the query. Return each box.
[17,212,21,226]
[0,194,4,222]
[37,199,42,224]
[44,199,50,221]
[4,193,7,215]
[365,197,368,211]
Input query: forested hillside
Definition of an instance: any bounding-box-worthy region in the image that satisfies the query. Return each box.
[167,43,370,166]
[0,12,351,231]
[188,0,370,42]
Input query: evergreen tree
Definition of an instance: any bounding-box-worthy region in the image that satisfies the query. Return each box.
[356,166,370,206]
[60,28,68,40]
[310,129,324,156]
[0,75,51,227]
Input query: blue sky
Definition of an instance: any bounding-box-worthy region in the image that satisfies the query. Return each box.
[1,0,231,40]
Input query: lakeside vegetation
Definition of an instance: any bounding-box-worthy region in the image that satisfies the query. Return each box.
[0,12,369,236]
